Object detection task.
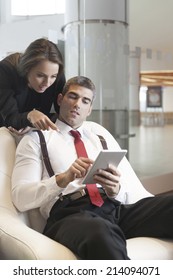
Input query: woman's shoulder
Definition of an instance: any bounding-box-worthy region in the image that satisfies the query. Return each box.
[1,53,20,66]
[0,53,22,86]
[0,53,20,74]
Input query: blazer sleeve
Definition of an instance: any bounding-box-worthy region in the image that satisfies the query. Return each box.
[0,62,31,129]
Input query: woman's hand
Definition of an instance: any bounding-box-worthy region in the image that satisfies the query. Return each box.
[56,157,94,188]
[8,126,31,135]
[27,109,58,130]
[93,164,121,197]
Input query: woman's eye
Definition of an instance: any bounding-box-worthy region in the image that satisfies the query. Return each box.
[37,74,44,78]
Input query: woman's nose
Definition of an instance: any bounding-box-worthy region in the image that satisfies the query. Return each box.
[43,77,51,86]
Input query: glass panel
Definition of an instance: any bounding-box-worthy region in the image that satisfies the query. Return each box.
[65,20,129,150]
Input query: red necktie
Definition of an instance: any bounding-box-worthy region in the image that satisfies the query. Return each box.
[70,130,104,207]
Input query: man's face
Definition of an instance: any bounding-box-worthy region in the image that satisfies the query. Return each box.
[58,85,93,128]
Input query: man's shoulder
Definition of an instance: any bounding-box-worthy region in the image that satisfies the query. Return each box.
[17,129,54,151]
[83,121,119,149]
[30,129,55,142]
[18,129,50,143]
[83,121,104,130]
[83,121,109,135]
[17,130,40,146]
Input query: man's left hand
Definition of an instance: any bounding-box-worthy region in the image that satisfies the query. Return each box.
[93,163,121,197]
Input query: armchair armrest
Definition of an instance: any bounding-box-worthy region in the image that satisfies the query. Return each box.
[0,208,77,260]
[141,173,173,195]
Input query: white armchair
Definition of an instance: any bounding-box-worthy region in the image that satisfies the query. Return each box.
[0,127,77,260]
[0,127,173,259]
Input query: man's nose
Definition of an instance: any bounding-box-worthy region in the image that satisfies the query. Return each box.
[74,98,82,108]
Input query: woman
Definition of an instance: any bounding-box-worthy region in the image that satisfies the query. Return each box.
[0,38,65,134]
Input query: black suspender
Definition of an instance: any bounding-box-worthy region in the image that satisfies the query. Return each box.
[34,130,54,177]
[34,130,108,177]
[97,135,108,150]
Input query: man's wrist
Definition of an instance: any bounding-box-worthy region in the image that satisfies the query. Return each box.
[55,173,70,189]
[105,184,121,198]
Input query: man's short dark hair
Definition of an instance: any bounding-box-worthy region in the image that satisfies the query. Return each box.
[62,76,96,100]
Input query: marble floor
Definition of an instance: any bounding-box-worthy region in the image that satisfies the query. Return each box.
[129,125,173,180]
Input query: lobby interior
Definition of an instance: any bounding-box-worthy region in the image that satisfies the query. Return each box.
[0,0,173,185]
[128,0,173,184]
[1,0,173,262]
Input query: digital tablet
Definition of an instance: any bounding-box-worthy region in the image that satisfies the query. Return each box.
[82,150,127,184]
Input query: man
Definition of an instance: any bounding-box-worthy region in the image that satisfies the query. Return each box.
[12,76,173,260]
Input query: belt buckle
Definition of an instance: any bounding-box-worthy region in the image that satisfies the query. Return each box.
[79,188,86,197]
[59,188,87,202]
[70,188,86,201]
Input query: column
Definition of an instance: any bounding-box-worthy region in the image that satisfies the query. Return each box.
[63,0,129,150]
[0,0,11,24]
[129,50,141,127]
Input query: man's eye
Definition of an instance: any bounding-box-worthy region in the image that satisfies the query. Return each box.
[69,94,77,99]
[83,99,90,104]
[83,100,89,104]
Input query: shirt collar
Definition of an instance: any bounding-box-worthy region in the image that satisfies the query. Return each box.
[55,118,85,137]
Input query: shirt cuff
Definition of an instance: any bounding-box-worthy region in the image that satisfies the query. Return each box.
[46,175,64,196]
[105,184,121,199]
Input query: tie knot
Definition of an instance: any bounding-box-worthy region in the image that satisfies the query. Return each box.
[70,130,81,139]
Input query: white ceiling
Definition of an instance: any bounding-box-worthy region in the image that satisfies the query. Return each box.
[129,0,173,53]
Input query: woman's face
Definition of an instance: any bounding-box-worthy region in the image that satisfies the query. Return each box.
[27,60,59,93]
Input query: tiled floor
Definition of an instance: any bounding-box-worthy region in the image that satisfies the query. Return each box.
[129,125,173,180]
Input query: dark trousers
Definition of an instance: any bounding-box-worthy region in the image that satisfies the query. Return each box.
[43,193,173,260]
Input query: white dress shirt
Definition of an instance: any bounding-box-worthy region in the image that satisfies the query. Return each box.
[12,120,152,219]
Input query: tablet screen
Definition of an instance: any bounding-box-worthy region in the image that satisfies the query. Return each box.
[82,150,127,184]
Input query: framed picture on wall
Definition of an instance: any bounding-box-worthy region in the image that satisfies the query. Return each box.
[147,86,162,107]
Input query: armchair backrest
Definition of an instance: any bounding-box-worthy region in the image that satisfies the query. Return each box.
[0,127,46,232]
[0,127,18,212]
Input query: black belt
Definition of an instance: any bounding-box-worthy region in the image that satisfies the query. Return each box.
[59,187,105,202]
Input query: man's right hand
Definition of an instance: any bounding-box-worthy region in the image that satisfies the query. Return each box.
[56,157,93,188]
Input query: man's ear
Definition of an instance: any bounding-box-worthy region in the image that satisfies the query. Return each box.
[57,93,63,106]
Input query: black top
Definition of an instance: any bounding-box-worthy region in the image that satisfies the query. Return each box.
[0,53,65,129]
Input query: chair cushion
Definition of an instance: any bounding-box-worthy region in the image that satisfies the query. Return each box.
[127,237,173,259]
